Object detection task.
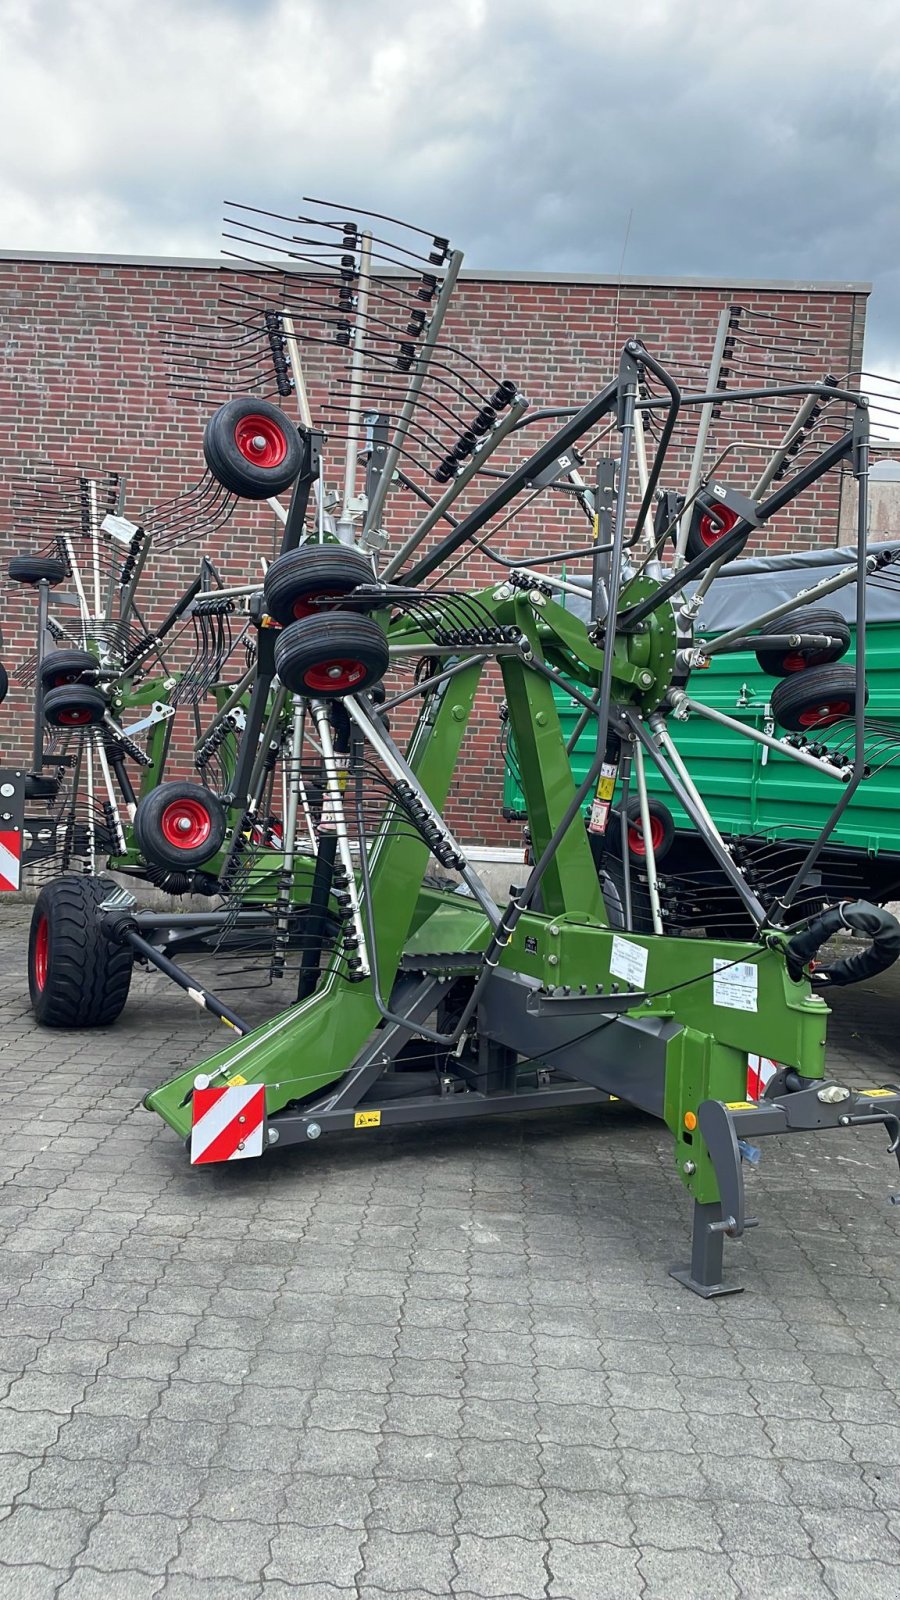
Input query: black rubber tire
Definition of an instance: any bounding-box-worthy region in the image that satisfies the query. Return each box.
[753,608,851,678]
[39,648,97,690]
[42,683,108,729]
[608,797,676,864]
[275,613,390,699]
[28,875,133,1028]
[0,660,7,706]
[133,782,227,870]
[263,546,376,628]
[8,555,67,587]
[685,493,750,564]
[770,663,866,732]
[203,397,304,498]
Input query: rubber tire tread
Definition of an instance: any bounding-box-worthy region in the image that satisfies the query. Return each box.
[132,781,227,870]
[770,662,866,732]
[39,648,97,689]
[8,555,67,586]
[29,874,133,1028]
[42,683,108,727]
[263,546,375,627]
[203,397,304,499]
[274,612,390,698]
[754,607,850,677]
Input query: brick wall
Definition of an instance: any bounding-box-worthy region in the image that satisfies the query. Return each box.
[0,254,867,845]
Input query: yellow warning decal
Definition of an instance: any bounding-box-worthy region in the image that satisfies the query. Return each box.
[354,1110,382,1129]
[227,1074,248,1086]
[597,776,616,801]
[859,1088,894,1097]
[725,1101,756,1111]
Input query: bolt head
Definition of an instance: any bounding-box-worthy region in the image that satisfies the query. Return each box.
[250,434,267,452]
[306,1121,322,1139]
[683,1160,696,1175]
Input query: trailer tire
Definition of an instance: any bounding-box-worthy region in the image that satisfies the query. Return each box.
[8,555,67,587]
[770,663,866,732]
[39,649,97,690]
[263,546,375,627]
[133,782,227,870]
[28,875,133,1027]
[42,683,108,729]
[754,608,850,677]
[275,613,390,699]
[204,397,304,499]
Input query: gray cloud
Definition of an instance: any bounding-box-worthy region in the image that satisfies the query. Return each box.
[1,0,898,373]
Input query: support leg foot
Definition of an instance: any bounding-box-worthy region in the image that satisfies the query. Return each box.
[669,1201,744,1298]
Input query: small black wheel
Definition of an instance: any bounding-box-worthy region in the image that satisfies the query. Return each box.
[42,683,108,729]
[608,797,675,863]
[8,555,67,587]
[685,493,749,564]
[264,546,375,627]
[132,781,227,870]
[204,397,305,498]
[770,663,866,732]
[753,608,851,678]
[275,613,390,699]
[0,660,7,706]
[39,648,97,690]
[28,875,133,1027]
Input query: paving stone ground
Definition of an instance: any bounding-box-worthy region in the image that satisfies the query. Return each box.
[0,900,898,1599]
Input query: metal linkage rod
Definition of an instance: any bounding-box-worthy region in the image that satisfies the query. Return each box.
[669,692,848,781]
[675,306,731,563]
[362,249,464,541]
[632,738,663,934]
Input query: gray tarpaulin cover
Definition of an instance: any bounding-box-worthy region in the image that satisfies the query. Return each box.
[559,541,900,630]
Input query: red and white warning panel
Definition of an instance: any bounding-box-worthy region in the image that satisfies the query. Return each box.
[190,1080,265,1164]
[0,769,25,893]
[747,1054,778,1101]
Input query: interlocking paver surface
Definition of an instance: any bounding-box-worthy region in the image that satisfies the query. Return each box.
[0,900,898,1597]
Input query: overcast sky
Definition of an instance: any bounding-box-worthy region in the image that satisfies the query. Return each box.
[2,0,898,384]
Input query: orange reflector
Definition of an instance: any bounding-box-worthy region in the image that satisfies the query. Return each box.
[683,1111,698,1131]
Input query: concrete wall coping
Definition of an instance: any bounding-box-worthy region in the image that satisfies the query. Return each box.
[0,249,872,296]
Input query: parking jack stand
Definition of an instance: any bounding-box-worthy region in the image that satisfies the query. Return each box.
[669,1201,745,1299]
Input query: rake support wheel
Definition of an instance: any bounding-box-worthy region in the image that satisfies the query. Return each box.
[39,649,98,690]
[203,397,305,499]
[263,546,376,628]
[770,663,866,732]
[133,782,227,871]
[753,608,851,678]
[8,555,67,587]
[685,493,749,564]
[274,613,390,699]
[42,683,108,729]
[28,875,133,1028]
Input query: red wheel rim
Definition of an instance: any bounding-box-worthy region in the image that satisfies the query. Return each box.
[292,589,345,620]
[56,707,94,726]
[34,915,49,990]
[48,672,79,688]
[798,699,851,729]
[698,502,739,547]
[234,414,288,469]
[302,658,368,692]
[159,797,212,850]
[628,814,665,856]
[782,652,808,672]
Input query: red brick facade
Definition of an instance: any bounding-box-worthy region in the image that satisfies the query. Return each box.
[0,253,868,844]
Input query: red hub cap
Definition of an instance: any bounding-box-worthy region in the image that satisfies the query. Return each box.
[34,915,49,990]
[293,589,344,620]
[798,700,851,729]
[234,414,288,468]
[302,658,368,693]
[159,797,212,850]
[56,708,93,726]
[782,652,808,672]
[627,815,665,856]
[698,502,739,547]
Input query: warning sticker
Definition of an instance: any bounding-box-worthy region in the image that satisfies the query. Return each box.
[588,761,618,835]
[227,1074,248,1086]
[725,1101,756,1111]
[713,960,758,1012]
[859,1088,894,1098]
[610,936,648,988]
[354,1110,381,1129]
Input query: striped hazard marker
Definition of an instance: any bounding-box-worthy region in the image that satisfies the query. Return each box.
[747,1054,778,1101]
[0,831,22,893]
[190,1081,265,1164]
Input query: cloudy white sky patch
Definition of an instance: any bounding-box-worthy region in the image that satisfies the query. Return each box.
[0,0,898,367]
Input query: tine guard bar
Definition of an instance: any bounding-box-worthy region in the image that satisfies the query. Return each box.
[785,899,900,987]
